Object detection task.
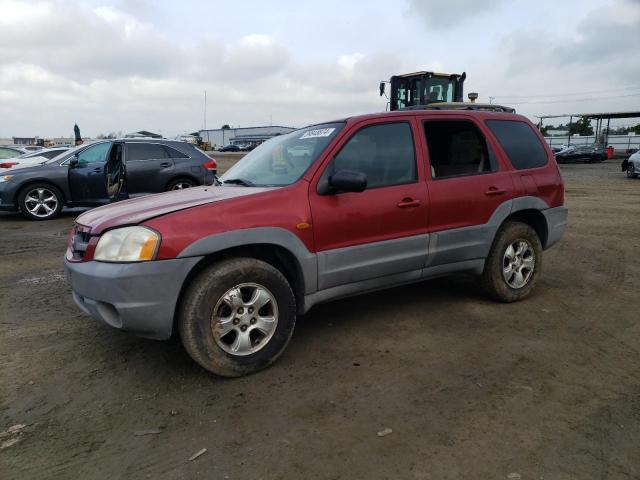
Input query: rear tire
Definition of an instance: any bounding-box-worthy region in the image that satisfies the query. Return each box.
[481,221,542,302]
[18,183,63,221]
[178,258,297,377]
[166,178,197,191]
[627,164,637,178]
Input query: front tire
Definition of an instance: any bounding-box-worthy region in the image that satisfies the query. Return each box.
[18,183,63,221]
[481,221,542,302]
[627,164,637,178]
[179,258,296,377]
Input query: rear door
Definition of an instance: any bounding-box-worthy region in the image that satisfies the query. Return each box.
[164,144,199,183]
[125,142,175,194]
[418,116,515,266]
[68,142,113,204]
[309,118,429,290]
[484,119,562,208]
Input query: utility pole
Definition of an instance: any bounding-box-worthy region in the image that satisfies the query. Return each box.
[204,90,207,131]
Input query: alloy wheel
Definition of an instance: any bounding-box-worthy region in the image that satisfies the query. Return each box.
[502,239,535,289]
[171,182,193,190]
[211,283,278,356]
[628,165,636,178]
[24,187,58,218]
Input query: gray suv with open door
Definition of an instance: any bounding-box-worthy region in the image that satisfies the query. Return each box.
[0,139,216,220]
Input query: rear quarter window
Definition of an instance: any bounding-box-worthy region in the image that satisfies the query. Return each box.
[164,145,189,159]
[486,120,548,170]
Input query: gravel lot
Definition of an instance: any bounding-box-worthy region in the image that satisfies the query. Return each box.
[1,159,639,479]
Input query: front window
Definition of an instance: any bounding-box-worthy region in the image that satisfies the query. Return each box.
[45,143,91,164]
[328,122,416,189]
[77,142,112,164]
[219,123,344,187]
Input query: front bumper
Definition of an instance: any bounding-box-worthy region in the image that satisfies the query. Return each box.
[64,256,203,339]
[543,206,568,249]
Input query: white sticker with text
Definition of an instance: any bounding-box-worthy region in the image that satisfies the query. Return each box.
[300,128,335,139]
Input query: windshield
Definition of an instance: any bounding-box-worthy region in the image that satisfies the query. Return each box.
[219,123,344,187]
[392,76,455,109]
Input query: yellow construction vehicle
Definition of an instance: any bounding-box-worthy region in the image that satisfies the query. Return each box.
[380,71,514,113]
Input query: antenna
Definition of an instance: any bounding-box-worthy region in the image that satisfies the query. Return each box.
[204,90,207,130]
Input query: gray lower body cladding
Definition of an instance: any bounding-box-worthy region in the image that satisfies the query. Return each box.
[66,204,568,339]
[542,206,568,249]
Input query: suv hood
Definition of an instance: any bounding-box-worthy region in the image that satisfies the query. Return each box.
[77,185,277,234]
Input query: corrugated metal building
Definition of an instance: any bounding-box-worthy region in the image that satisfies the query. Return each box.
[198,126,296,149]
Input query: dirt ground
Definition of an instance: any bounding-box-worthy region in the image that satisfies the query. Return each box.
[1,159,639,480]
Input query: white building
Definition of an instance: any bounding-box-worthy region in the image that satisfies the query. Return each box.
[198,125,296,148]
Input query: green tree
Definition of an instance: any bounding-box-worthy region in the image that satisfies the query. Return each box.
[569,117,594,136]
[221,124,230,130]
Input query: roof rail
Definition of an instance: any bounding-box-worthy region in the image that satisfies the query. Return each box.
[400,103,516,114]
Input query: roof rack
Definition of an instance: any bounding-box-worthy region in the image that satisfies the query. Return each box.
[400,103,516,114]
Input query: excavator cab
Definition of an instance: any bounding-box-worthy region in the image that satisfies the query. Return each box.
[380,71,466,111]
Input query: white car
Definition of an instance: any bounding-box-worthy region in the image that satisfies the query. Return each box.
[623,151,640,178]
[0,147,69,172]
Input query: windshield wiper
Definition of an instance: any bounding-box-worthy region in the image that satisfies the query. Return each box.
[223,178,256,187]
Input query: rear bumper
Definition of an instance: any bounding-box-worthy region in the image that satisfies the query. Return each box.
[543,206,568,249]
[64,256,202,339]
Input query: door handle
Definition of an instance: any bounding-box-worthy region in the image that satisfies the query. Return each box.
[397,198,421,208]
[93,167,102,173]
[484,187,506,196]
[159,162,171,168]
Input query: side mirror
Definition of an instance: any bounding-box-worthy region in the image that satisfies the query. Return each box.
[69,156,79,168]
[329,169,367,193]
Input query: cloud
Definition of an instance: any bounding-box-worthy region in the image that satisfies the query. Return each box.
[0,0,638,137]
[0,1,187,81]
[407,0,505,29]
[497,0,640,104]
[0,1,400,136]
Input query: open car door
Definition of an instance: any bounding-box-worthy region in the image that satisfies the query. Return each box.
[68,142,112,205]
[106,142,128,202]
[68,141,128,205]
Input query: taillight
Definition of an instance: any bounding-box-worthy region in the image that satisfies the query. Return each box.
[203,160,217,171]
[0,162,19,168]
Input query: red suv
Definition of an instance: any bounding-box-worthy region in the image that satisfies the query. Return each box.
[65,109,567,377]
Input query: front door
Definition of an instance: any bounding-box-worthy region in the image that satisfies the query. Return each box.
[68,142,113,205]
[309,119,429,290]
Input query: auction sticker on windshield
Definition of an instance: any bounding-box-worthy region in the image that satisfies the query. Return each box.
[300,128,335,139]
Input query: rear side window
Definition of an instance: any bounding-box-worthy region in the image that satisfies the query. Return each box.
[127,143,168,161]
[423,120,496,179]
[486,120,548,170]
[164,145,189,158]
[331,122,416,189]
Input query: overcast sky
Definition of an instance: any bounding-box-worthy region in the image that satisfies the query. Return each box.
[1,0,639,138]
